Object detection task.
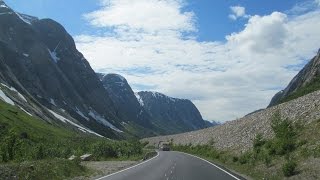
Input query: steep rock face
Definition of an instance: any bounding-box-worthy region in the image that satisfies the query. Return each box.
[0,1,122,138]
[137,91,206,134]
[98,73,157,137]
[269,50,320,107]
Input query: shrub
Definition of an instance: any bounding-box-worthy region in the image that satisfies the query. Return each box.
[282,160,297,177]
[270,112,297,155]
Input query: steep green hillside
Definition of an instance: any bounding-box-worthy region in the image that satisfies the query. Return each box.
[0,101,145,179]
[278,76,320,104]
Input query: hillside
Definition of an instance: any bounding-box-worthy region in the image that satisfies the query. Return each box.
[97,73,207,135]
[269,49,320,107]
[136,91,207,134]
[0,0,208,139]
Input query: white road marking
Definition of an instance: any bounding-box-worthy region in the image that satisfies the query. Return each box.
[95,152,159,180]
[177,151,241,180]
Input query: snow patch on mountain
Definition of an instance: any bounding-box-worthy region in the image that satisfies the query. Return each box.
[48,49,60,63]
[0,83,27,102]
[50,98,56,106]
[19,107,32,116]
[48,109,104,137]
[134,92,144,106]
[15,12,32,25]
[75,107,89,121]
[0,89,14,105]
[0,4,8,8]
[88,110,123,133]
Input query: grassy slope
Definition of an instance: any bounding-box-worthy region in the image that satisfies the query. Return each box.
[0,100,145,179]
[172,116,320,179]
[279,76,320,105]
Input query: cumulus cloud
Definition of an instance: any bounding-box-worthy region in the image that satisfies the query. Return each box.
[84,0,195,33]
[75,0,320,122]
[227,12,288,53]
[228,6,249,20]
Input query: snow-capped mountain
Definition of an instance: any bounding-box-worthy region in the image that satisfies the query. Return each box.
[0,1,208,138]
[136,91,207,134]
[0,0,122,138]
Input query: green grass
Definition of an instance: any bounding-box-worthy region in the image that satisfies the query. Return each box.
[0,100,146,179]
[278,76,320,104]
[172,112,320,179]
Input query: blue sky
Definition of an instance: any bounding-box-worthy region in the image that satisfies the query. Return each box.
[6,0,305,41]
[5,0,320,122]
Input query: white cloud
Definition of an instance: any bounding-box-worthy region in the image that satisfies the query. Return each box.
[227,12,288,53]
[316,0,320,6]
[84,0,195,33]
[75,0,320,122]
[229,6,249,20]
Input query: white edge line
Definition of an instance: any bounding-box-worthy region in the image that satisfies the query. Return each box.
[95,151,160,180]
[177,151,241,180]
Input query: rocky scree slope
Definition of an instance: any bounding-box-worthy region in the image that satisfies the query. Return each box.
[0,1,123,138]
[144,89,320,152]
[269,49,320,107]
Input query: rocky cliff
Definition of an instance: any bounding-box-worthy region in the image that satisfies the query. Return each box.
[269,49,320,107]
[137,91,207,134]
[0,1,122,138]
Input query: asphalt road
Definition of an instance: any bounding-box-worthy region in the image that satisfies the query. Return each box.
[97,151,242,180]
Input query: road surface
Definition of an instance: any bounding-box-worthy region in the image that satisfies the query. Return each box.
[97,151,242,180]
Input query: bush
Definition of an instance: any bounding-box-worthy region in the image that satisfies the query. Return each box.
[282,160,297,177]
[270,112,297,155]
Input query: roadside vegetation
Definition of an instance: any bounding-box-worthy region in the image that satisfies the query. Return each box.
[0,101,147,179]
[172,111,320,179]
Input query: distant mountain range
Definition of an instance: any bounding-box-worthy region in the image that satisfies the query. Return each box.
[0,1,207,139]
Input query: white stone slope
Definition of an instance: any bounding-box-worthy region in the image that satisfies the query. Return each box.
[143,90,320,153]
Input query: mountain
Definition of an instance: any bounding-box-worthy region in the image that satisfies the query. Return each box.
[204,120,220,127]
[0,1,123,138]
[97,73,158,137]
[136,91,207,134]
[0,1,208,138]
[268,49,320,107]
[97,73,207,135]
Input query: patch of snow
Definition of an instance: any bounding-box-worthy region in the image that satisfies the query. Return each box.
[19,107,32,116]
[0,12,13,15]
[47,49,60,63]
[75,107,89,121]
[134,93,144,106]
[0,4,8,8]
[37,94,43,98]
[50,98,56,106]
[88,110,123,133]
[23,53,29,57]
[48,109,104,137]
[0,83,27,102]
[0,89,14,105]
[15,12,32,25]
